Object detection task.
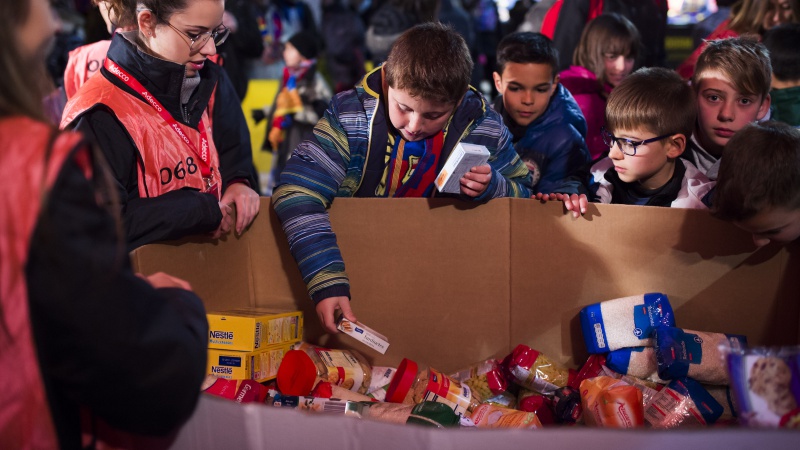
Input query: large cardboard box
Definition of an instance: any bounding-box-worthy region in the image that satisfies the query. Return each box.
[132,198,799,448]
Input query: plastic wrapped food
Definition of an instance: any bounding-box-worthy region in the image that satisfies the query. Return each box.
[606,347,667,383]
[503,344,571,394]
[552,385,583,424]
[644,378,724,428]
[385,358,480,417]
[579,293,675,353]
[449,358,508,402]
[202,376,269,404]
[569,354,607,390]
[727,346,800,428]
[276,343,372,395]
[470,404,542,429]
[580,376,644,428]
[517,389,556,425]
[655,327,747,385]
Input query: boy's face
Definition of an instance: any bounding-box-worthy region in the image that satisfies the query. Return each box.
[607,127,684,190]
[386,86,456,142]
[694,70,771,156]
[734,206,800,247]
[493,62,558,127]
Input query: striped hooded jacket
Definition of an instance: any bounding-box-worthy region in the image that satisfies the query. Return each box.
[272,67,533,303]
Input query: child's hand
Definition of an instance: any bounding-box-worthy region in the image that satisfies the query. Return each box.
[460,165,492,197]
[316,296,357,334]
[534,193,587,218]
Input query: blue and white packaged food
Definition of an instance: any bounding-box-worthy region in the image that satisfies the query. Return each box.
[644,378,724,428]
[579,293,675,354]
[606,347,665,383]
[727,346,800,428]
[655,327,747,385]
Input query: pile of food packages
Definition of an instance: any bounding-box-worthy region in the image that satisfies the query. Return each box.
[202,293,800,430]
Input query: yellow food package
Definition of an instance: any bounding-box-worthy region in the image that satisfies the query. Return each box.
[207,307,303,351]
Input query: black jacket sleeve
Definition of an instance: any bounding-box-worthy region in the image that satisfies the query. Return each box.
[26,146,209,446]
[72,107,223,250]
[212,70,259,192]
[551,0,590,72]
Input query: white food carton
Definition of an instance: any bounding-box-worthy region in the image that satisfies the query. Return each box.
[337,317,390,354]
[435,143,490,194]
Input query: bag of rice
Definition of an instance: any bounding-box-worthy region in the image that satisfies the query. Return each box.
[704,384,738,425]
[606,347,668,384]
[655,327,747,385]
[579,293,675,353]
[727,346,800,428]
[644,378,724,428]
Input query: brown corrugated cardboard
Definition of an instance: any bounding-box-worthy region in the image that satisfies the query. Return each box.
[131,198,799,446]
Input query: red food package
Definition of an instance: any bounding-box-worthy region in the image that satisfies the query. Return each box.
[569,354,607,390]
[501,344,572,394]
[202,376,269,404]
[517,389,557,425]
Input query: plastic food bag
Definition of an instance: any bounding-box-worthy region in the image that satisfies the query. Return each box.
[727,346,800,428]
[449,358,508,402]
[644,378,724,428]
[655,327,747,385]
[580,293,674,353]
[606,347,667,383]
[580,376,644,428]
[503,344,571,394]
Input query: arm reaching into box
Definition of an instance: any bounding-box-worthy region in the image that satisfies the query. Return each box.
[317,296,358,334]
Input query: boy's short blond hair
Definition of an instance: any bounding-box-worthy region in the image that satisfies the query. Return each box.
[713,121,800,221]
[606,67,696,139]
[383,22,473,105]
[692,37,772,99]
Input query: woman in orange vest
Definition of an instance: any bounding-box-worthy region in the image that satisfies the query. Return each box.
[1,0,209,447]
[62,0,260,250]
[63,0,138,100]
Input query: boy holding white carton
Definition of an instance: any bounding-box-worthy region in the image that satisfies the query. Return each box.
[273,23,534,334]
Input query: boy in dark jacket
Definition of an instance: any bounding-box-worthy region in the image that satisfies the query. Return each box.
[492,32,590,194]
[273,23,533,333]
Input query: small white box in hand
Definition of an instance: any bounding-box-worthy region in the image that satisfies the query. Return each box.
[435,143,490,193]
[336,317,390,354]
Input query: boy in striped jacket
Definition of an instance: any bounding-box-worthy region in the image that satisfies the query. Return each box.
[272,23,534,333]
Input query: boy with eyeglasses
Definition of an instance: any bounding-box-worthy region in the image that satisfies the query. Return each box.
[538,67,715,216]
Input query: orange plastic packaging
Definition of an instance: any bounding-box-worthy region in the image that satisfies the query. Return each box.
[580,376,644,428]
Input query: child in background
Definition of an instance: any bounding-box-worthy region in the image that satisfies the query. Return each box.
[260,31,332,195]
[677,0,799,80]
[684,37,772,180]
[273,23,533,334]
[492,32,589,194]
[712,121,800,246]
[559,14,641,159]
[762,23,800,126]
[540,68,714,216]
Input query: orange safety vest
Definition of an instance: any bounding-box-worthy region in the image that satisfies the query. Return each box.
[0,117,84,449]
[63,40,112,100]
[61,71,222,200]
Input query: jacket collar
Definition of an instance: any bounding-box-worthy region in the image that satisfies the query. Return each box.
[102,31,219,126]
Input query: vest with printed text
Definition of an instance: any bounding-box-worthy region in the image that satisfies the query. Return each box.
[60,71,222,199]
